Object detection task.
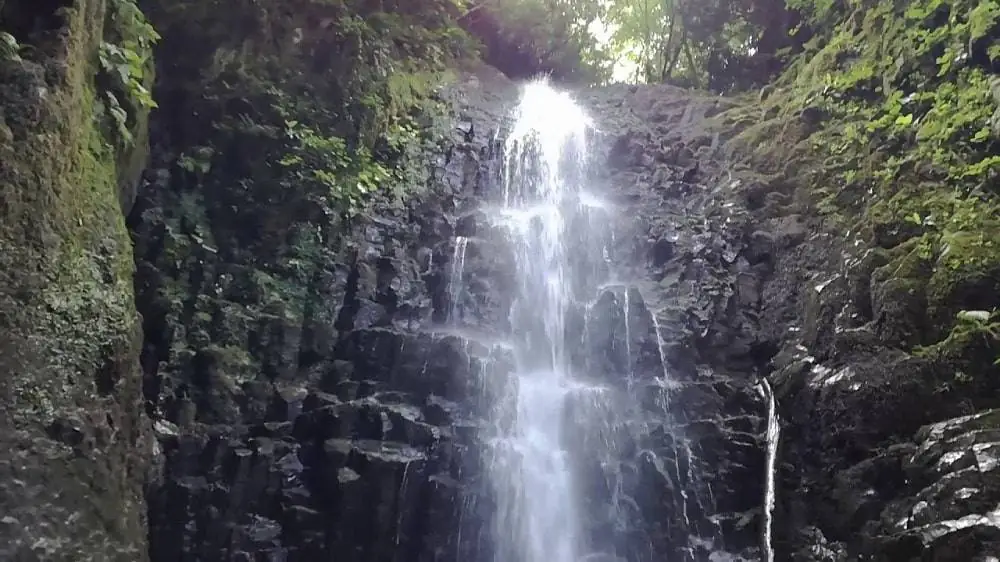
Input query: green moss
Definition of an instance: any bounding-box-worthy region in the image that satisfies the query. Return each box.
[873,237,935,283]
[867,237,935,347]
[203,344,259,392]
[1,0,149,412]
[726,0,1000,191]
[927,229,1000,320]
[0,0,153,557]
[861,192,1000,340]
[252,269,309,321]
[719,0,1000,370]
[915,310,1000,387]
[0,31,20,61]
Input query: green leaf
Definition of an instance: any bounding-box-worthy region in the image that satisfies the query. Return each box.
[970,0,1000,40]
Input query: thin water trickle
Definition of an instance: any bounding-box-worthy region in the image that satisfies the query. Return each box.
[648,311,670,384]
[395,461,412,546]
[673,441,692,530]
[760,378,780,562]
[484,78,592,562]
[623,290,633,382]
[449,236,469,322]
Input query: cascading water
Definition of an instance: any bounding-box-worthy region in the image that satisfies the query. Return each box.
[485,79,593,562]
[760,378,780,562]
[448,78,728,562]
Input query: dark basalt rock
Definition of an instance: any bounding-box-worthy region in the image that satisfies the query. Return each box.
[129,72,777,562]
[127,63,1000,562]
[133,69,515,561]
[745,165,1000,562]
[865,410,1000,560]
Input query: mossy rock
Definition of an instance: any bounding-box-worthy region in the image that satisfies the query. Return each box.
[866,199,928,249]
[914,306,1000,408]
[869,237,936,349]
[848,247,891,322]
[927,230,1000,327]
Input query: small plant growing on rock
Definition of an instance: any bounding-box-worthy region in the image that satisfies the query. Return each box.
[921,309,1000,365]
[277,117,392,216]
[96,0,159,145]
[0,31,22,62]
[98,41,157,110]
[955,309,1000,365]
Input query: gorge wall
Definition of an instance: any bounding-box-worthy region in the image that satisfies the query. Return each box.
[2,0,1000,561]
[0,0,153,558]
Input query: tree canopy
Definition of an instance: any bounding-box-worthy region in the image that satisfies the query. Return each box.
[460,0,802,91]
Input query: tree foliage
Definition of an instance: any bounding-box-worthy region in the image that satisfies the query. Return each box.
[461,0,799,90]
[459,0,611,82]
[603,0,797,89]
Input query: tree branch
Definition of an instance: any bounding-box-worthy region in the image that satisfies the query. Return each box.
[459,0,501,20]
[659,0,677,81]
[683,36,698,86]
[664,27,685,80]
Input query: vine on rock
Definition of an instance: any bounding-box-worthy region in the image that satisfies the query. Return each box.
[97,0,158,146]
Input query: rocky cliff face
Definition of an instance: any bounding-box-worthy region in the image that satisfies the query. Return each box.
[716,101,1000,562]
[128,69,506,560]
[127,60,782,559]
[131,69,1000,562]
[759,179,1000,561]
[578,86,773,560]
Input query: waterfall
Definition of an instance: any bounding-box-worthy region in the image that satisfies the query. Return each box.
[760,378,780,562]
[482,78,595,562]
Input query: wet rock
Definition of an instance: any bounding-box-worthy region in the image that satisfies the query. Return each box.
[135,70,511,561]
[791,526,848,561]
[867,410,1000,560]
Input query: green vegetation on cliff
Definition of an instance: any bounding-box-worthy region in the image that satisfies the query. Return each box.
[132,0,484,423]
[142,0,473,222]
[0,0,154,557]
[720,0,1000,377]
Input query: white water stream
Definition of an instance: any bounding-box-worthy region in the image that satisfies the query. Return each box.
[760,378,780,562]
[484,78,593,562]
[442,78,755,562]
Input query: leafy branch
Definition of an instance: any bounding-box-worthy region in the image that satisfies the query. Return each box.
[97,0,160,145]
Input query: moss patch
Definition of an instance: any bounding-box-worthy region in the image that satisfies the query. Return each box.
[928,228,1000,322]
